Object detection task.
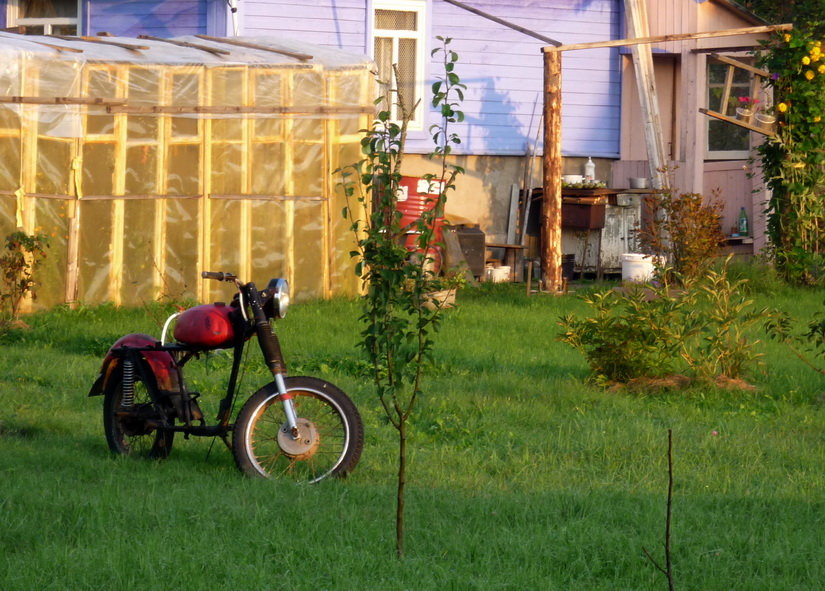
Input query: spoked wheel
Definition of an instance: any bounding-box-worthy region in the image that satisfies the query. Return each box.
[103,367,174,459]
[232,376,363,483]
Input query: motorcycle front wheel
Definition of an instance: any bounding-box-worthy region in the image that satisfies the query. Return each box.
[103,368,174,460]
[232,376,363,483]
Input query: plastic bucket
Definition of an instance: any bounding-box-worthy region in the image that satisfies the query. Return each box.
[486,266,511,283]
[621,253,656,282]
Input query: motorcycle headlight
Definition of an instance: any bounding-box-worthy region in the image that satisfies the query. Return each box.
[266,278,290,319]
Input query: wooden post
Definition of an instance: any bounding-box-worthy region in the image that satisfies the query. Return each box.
[541,50,562,292]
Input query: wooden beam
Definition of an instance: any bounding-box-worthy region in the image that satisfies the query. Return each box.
[544,24,792,53]
[625,0,668,190]
[541,50,562,292]
[51,35,149,51]
[442,0,562,46]
[137,35,232,56]
[709,53,770,77]
[195,35,313,61]
[699,108,775,137]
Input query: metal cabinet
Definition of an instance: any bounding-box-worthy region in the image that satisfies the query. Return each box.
[562,193,642,275]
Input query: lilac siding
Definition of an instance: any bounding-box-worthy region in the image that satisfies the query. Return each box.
[89,0,207,37]
[0,0,621,157]
[242,0,367,54]
[425,0,621,157]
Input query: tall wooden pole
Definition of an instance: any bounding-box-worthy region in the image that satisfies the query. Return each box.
[541,49,562,292]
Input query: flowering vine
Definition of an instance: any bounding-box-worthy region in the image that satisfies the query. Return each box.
[756,27,825,285]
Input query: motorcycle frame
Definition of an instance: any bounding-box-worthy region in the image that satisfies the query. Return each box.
[100,279,296,440]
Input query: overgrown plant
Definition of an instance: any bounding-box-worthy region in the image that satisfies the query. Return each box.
[337,36,465,557]
[559,258,768,386]
[0,230,48,328]
[637,181,726,282]
[765,303,825,376]
[757,27,825,286]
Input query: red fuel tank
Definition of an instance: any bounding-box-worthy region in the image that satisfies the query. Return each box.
[174,303,236,349]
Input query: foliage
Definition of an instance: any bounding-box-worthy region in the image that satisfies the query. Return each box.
[558,259,769,385]
[0,231,48,327]
[756,28,825,285]
[740,1,825,37]
[765,300,825,375]
[637,183,726,282]
[336,36,465,557]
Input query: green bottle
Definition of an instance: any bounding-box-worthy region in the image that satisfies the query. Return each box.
[738,207,749,236]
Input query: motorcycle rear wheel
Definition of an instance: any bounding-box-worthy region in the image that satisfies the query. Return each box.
[103,369,174,460]
[232,376,363,483]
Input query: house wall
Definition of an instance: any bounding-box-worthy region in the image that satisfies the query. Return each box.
[89,0,208,37]
[238,0,623,159]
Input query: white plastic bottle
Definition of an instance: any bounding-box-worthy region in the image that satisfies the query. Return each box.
[584,157,595,181]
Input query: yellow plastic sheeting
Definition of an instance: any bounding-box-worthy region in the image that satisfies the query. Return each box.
[0,34,374,307]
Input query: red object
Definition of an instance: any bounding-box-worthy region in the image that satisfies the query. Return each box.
[397,176,445,272]
[89,333,181,396]
[174,303,236,349]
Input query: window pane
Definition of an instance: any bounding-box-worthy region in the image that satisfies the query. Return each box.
[374,37,393,85]
[22,0,77,18]
[375,9,416,30]
[398,38,417,119]
[708,120,748,152]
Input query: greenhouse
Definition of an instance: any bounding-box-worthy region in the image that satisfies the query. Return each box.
[0,32,374,307]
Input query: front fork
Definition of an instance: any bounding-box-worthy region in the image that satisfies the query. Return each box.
[246,281,300,439]
[275,372,299,437]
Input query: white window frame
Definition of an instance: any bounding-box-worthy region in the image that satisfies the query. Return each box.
[705,57,753,160]
[370,0,427,130]
[7,0,82,35]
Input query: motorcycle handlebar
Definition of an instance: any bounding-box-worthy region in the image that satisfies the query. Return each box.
[201,271,237,282]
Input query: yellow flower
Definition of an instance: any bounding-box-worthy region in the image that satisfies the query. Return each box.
[777,102,788,113]
[805,70,815,80]
[784,34,792,43]
[815,116,822,123]
[819,64,825,74]
[802,56,811,65]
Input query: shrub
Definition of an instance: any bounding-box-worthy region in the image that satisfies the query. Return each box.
[0,230,48,327]
[637,184,726,282]
[559,258,769,386]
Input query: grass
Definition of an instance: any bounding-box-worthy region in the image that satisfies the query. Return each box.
[1,279,823,590]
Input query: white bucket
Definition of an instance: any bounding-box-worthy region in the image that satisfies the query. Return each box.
[621,253,657,282]
[487,266,511,283]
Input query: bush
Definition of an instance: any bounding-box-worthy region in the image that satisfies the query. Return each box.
[637,183,726,282]
[0,231,48,327]
[558,259,769,386]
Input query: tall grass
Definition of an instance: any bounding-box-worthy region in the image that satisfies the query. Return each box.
[1,281,823,589]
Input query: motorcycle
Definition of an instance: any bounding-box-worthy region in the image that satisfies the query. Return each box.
[88,271,364,483]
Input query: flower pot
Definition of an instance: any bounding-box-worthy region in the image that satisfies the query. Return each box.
[736,107,753,123]
[755,113,776,129]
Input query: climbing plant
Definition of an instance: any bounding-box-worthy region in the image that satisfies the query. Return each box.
[756,26,825,285]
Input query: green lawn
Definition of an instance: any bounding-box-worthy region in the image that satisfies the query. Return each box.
[1,280,823,590]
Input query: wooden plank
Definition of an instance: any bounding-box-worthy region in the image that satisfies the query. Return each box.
[541,50,563,292]
[544,23,792,52]
[137,34,232,56]
[699,108,775,137]
[710,53,771,78]
[106,105,369,115]
[52,35,150,51]
[195,35,313,61]
[625,0,669,190]
[0,96,125,106]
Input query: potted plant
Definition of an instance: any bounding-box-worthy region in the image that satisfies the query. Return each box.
[735,96,759,122]
[755,105,776,129]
